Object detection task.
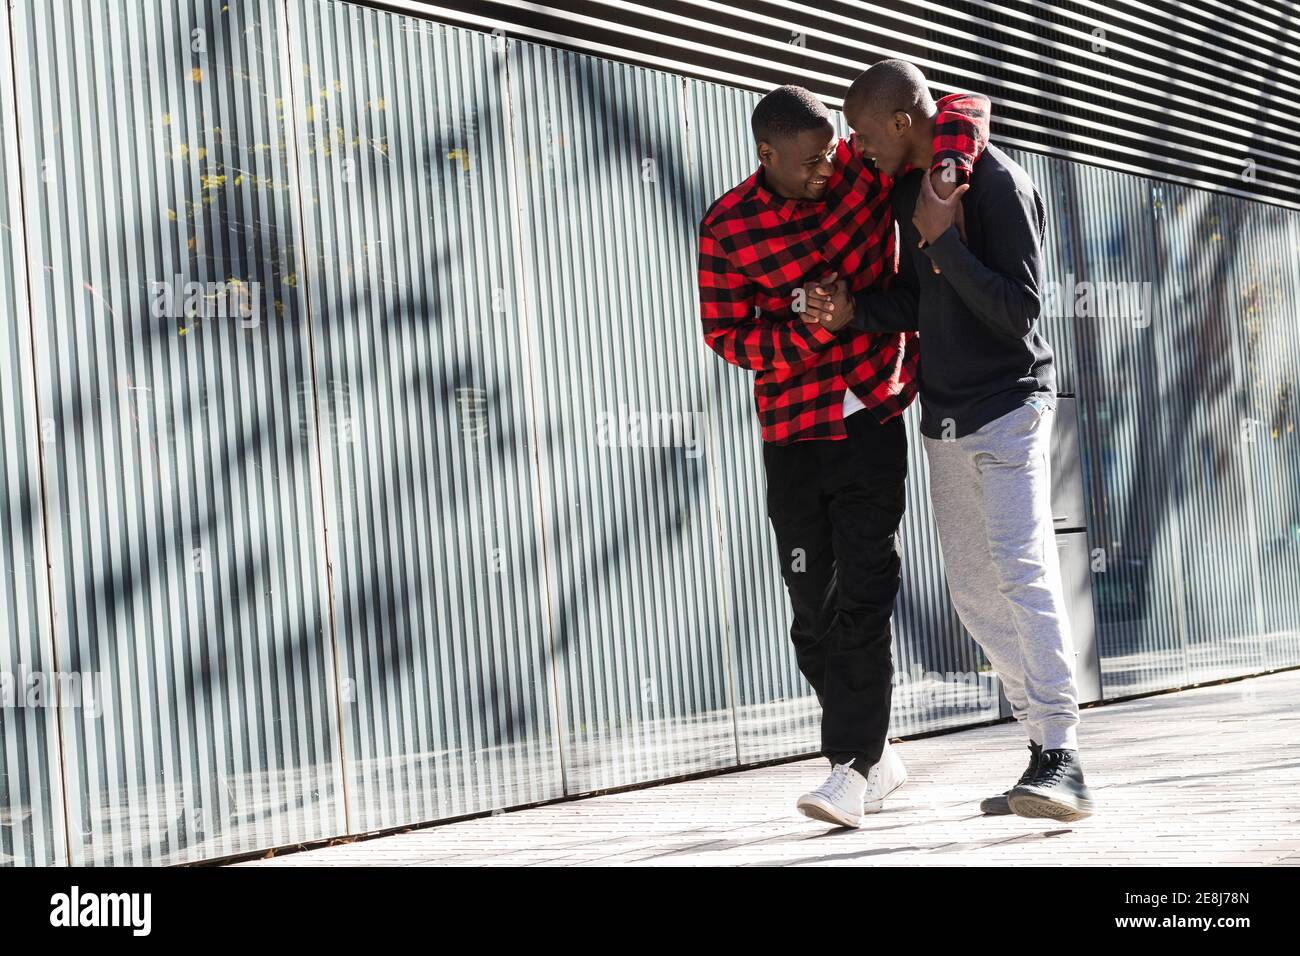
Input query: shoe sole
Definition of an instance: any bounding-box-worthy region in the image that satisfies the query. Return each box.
[1007,789,1094,822]
[796,796,861,828]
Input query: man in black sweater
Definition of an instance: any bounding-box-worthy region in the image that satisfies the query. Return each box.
[800,60,1095,822]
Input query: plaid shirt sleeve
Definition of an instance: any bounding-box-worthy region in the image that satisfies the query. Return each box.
[930,92,991,185]
[697,221,839,372]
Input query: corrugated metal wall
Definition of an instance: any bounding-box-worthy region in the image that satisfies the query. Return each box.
[0,0,1296,866]
[5,0,344,865]
[285,0,564,831]
[1046,162,1300,695]
[0,0,65,869]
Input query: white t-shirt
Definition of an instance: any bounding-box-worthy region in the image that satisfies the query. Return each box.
[843,387,866,418]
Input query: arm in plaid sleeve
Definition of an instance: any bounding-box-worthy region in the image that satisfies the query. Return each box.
[697,222,838,372]
[930,92,991,186]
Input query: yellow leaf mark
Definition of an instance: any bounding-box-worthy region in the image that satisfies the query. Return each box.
[161,113,173,126]
[305,104,316,122]
[179,326,189,335]
[196,146,208,160]
[234,174,243,186]
[200,173,227,190]
[447,148,470,171]
[284,274,298,288]
[191,67,203,83]
[166,208,178,221]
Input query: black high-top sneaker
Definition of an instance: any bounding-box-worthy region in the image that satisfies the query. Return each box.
[1008,748,1095,822]
[980,741,1042,815]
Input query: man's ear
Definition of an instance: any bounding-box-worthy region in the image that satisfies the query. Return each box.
[756,140,775,167]
[892,110,913,136]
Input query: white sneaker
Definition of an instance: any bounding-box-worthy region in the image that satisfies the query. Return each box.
[862,743,908,813]
[796,762,868,828]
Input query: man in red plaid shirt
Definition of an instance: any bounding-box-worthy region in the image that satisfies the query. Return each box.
[698,83,989,827]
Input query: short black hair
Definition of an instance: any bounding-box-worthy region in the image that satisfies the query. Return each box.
[845,59,935,117]
[751,85,832,144]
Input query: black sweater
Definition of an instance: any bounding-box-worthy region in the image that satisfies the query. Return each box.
[851,143,1055,439]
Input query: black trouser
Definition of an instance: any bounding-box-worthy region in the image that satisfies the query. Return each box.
[762,411,907,776]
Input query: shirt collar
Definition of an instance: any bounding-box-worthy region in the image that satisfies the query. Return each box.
[752,166,822,220]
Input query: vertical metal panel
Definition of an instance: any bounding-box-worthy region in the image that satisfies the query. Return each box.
[1227,195,1300,670]
[1056,162,1192,696]
[508,43,736,791]
[1009,147,1080,396]
[287,0,564,829]
[1153,185,1269,682]
[8,0,343,864]
[0,1,66,869]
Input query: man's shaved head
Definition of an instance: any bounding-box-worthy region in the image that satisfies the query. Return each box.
[845,59,935,119]
[842,59,938,178]
[751,85,833,144]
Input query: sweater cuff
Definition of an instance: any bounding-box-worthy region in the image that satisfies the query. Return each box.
[922,225,965,271]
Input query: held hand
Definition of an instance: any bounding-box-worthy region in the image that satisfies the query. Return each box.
[796,271,854,332]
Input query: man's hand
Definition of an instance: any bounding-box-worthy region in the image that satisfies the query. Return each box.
[927,170,968,272]
[909,169,972,251]
[795,271,853,332]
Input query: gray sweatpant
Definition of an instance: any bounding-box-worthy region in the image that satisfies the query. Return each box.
[922,400,1080,751]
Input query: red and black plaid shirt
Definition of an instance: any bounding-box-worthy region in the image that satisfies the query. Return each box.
[698,93,991,443]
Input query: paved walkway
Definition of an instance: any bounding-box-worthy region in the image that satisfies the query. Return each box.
[235,669,1300,866]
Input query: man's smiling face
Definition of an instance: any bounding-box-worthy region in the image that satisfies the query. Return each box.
[845,96,910,179]
[758,121,837,201]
